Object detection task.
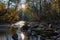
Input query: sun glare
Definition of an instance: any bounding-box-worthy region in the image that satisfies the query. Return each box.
[21,4,26,9]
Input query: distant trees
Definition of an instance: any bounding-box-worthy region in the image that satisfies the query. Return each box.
[39,0,60,24]
[26,0,41,21]
[0,0,60,23]
[27,0,60,23]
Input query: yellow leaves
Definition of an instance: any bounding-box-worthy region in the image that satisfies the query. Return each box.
[0,2,5,12]
[51,0,60,14]
[55,0,57,1]
[51,3,56,9]
[15,15,19,19]
[51,4,58,10]
[51,0,59,10]
[0,1,19,23]
[0,7,19,23]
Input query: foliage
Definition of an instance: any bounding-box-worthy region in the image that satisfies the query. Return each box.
[0,2,5,12]
[0,2,19,23]
[40,0,60,24]
[26,0,60,22]
[0,0,60,23]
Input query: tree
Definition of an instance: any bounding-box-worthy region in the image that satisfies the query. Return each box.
[0,2,5,12]
[39,0,60,24]
[26,0,41,21]
[0,2,19,23]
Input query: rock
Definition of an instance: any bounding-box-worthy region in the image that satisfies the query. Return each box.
[57,37,60,40]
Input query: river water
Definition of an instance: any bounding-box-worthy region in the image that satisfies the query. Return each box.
[0,35,6,40]
[0,33,41,40]
[0,35,40,40]
[0,34,13,40]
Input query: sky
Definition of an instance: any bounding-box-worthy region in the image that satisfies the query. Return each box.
[0,0,26,8]
[20,0,26,3]
[1,0,26,3]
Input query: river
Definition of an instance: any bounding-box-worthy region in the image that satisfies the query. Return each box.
[0,33,13,40]
[0,33,41,40]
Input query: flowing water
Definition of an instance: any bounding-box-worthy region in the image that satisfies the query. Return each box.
[0,34,13,40]
[0,34,6,40]
[0,33,41,40]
